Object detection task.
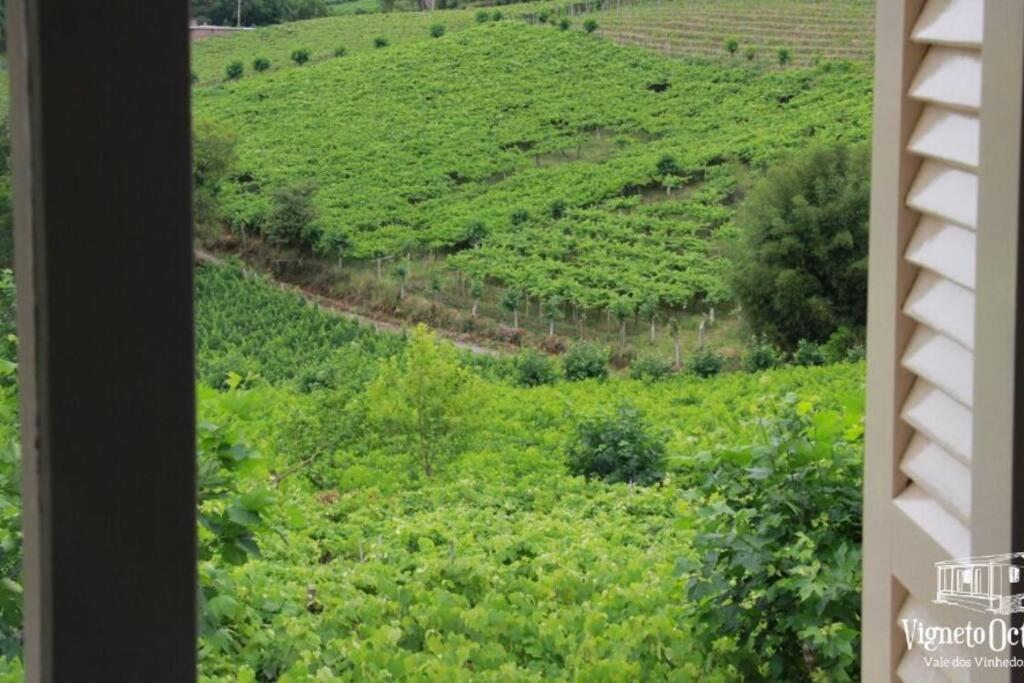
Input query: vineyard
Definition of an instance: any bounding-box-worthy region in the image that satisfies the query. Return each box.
[192,267,868,680]
[595,0,874,67]
[194,19,870,322]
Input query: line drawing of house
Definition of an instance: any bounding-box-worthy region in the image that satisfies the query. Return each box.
[934,554,1024,614]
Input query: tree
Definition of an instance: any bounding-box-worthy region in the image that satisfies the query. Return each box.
[266,180,319,249]
[542,297,564,337]
[363,326,475,477]
[192,0,328,26]
[778,47,791,65]
[729,143,869,349]
[225,61,244,80]
[192,121,238,228]
[315,231,349,268]
[583,18,598,33]
[725,37,739,54]
[501,289,521,328]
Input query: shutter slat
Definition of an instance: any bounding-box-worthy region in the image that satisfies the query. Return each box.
[903,270,975,349]
[911,0,984,48]
[900,432,971,524]
[909,46,982,111]
[906,160,979,229]
[901,380,973,464]
[894,483,971,559]
[904,216,976,289]
[907,105,980,170]
[901,327,973,407]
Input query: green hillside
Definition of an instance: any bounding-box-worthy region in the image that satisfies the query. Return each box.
[195,21,870,312]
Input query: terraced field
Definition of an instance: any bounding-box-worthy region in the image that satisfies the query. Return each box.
[594,0,874,66]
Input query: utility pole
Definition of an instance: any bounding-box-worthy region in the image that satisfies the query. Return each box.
[236,0,242,27]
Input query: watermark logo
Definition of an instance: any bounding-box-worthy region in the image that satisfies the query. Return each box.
[935,553,1024,615]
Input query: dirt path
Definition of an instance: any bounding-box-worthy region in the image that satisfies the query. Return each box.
[195,248,506,357]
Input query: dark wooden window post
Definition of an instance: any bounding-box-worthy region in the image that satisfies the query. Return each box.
[7,0,197,679]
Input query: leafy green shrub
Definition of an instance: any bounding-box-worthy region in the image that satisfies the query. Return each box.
[567,403,666,486]
[510,208,529,225]
[794,339,826,366]
[373,36,389,48]
[290,48,310,65]
[563,342,609,381]
[683,395,863,681]
[515,349,558,387]
[548,198,567,219]
[558,17,571,30]
[363,326,475,477]
[265,180,320,248]
[193,0,328,27]
[730,143,869,348]
[821,325,864,363]
[252,57,271,72]
[537,9,550,22]
[778,47,791,65]
[689,345,724,378]
[491,10,503,21]
[583,18,598,33]
[745,47,756,61]
[192,121,238,226]
[725,37,739,54]
[629,356,673,382]
[333,46,347,57]
[430,24,445,38]
[656,153,680,176]
[742,334,783,372]
[225,61,244,80]
[475,9,490,22]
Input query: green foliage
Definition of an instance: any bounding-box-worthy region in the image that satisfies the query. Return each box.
[745,46,756,61]
[567,403,666,486]
[778,46,792,65]
[563,342,609,381]
[557,17,570,30]
[225,60,244,80]
[0,408,20,659]
[266,180,320,248]
[429,23,445,38]
[724,37,739,54]
[655,153,680,177]
[742,333,783,372]
[363,326,476,477]
[195,25,870,313]
[291,48,311,64]
[192,121,238,227]
[514,348,558,387]
[491,10,503,21]
[252,56,271,72]
[333,45,348,57]
[373,35,389,48]
[682,394,863,681]
[821,325,864,364]
[193,0,329,26]
[730,143,870,348]
[689,344,724,378]
[794,339,826,367]
[583,18,598,33]
[475,9,490,22]
[629,355,673,382]
[195,265,404,389]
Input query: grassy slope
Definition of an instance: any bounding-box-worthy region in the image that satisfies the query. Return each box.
[195,20,870,311]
